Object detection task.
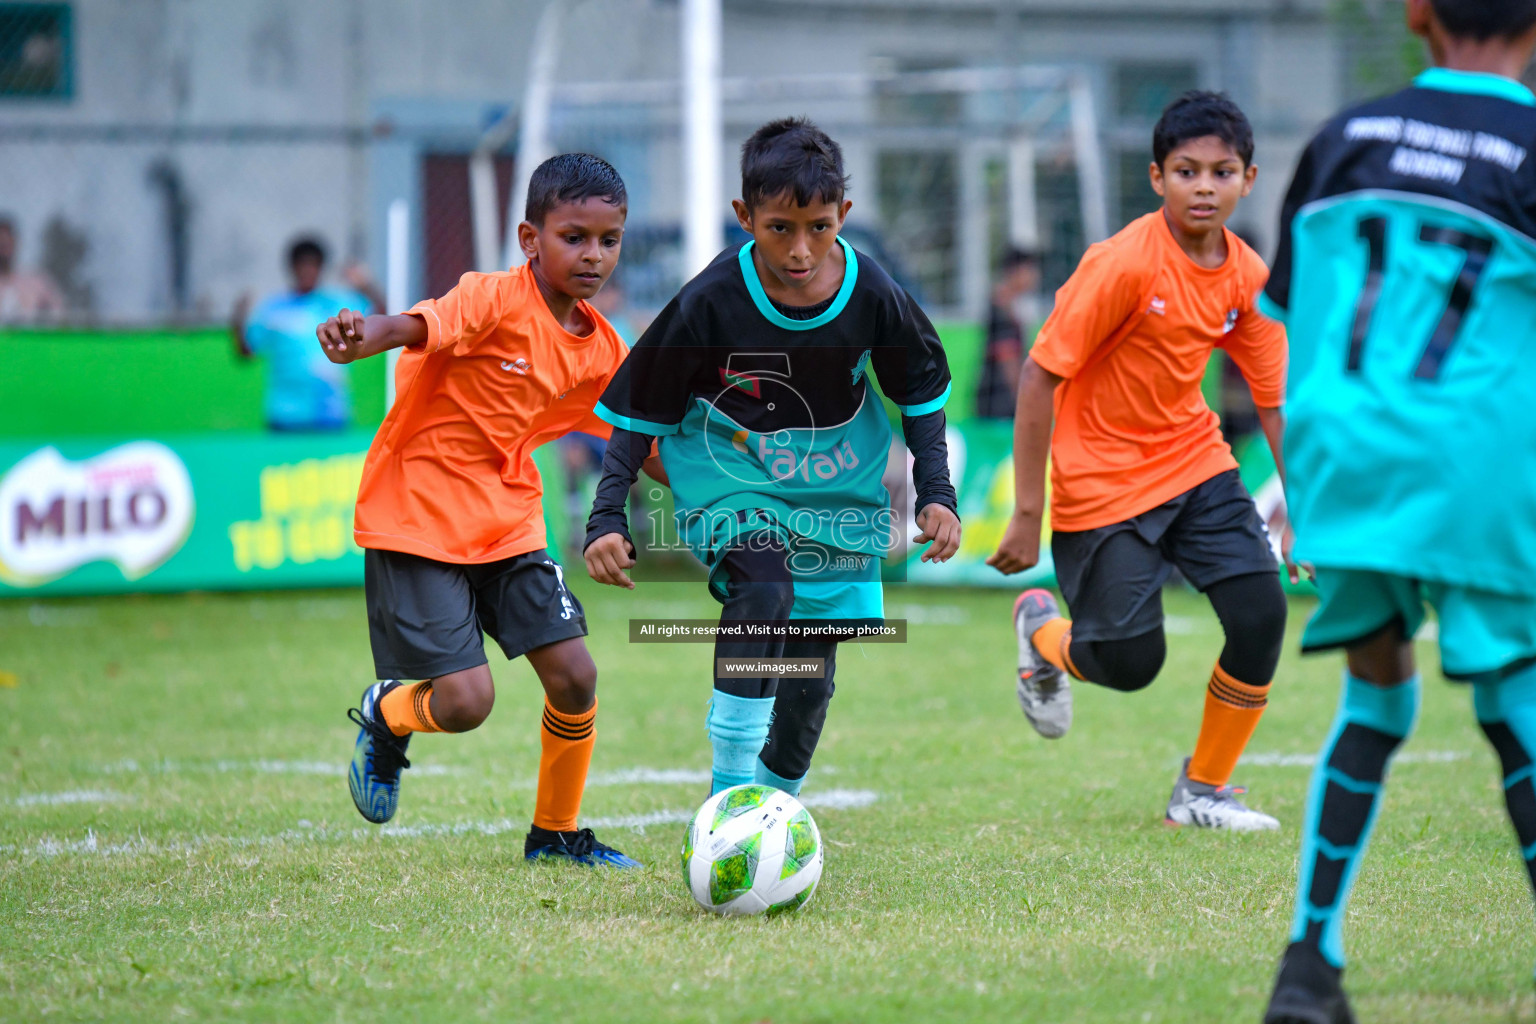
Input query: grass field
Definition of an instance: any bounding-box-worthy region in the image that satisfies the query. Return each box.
[3,580,1534,1023]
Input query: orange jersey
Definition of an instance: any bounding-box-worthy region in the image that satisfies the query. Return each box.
[1031,212,1286,532]
[353,266,627,563]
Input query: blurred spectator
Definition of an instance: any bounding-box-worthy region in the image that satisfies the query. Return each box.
[0,216,65,323]
[232,236,383,432]
[974,246,1042,420]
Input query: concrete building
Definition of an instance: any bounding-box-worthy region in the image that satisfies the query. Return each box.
[0,0,1394,323]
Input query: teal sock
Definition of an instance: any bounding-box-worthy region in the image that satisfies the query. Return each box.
[755,757,805,796]
[706,691,775,795]
[1291,671,1420,967]
[1474,665,1536,916]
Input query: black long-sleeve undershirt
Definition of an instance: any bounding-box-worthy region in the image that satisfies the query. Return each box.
[584,427,653,553]
[582,410,958,555]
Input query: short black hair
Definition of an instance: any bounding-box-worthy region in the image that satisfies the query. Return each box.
[288,236,327,267]
[1430,0,1536,40]
[1152,91,1255,168]
[1000,246,1041,271]
[740,117,850,210]
[524,153,627,226]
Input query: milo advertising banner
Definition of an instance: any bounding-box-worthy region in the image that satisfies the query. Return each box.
[0,433,376,596]
[886,419,1293,589]
[0,423,1289,598]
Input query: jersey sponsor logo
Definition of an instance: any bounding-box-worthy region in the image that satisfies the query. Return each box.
[501,358,531,375]
[0,442,194,586]
[753,431,861,484]
[1148,296,1167,316]
[1223,308,1240,334]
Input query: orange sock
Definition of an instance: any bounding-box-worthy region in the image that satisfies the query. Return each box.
[1030,617,1083,680]
[534,699,597,832]
[1187,663,1271,787]
[379,680,443,737]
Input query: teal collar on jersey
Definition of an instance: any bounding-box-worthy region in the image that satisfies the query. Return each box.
[738,236,858,330]
[1415,67,1535,107]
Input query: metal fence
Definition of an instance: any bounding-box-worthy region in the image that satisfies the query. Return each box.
[0,0,1420,330]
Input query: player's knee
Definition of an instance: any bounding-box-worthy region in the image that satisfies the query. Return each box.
[735,579,795,621]
[1212,572,1288,680]
[540,658,598,715]
[1239,579,1288,642]
[1094,632,1166,692]
[430,671,496,731]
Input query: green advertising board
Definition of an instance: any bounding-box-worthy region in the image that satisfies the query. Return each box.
[0,433,374,596]
[0,432,583,597]
[0,326,1293,598]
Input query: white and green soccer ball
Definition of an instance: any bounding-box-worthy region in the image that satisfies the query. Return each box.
[681,784,823,916]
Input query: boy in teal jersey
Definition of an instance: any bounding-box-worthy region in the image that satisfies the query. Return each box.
[1261,2,1536,1020]
[584,118,961,797]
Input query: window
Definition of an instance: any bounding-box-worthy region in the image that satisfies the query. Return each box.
[0,3,71,99]
[877,150,958,306]
[1117,150,1162,225]
[1114,62,1198,122]
[1113,61,1198,226]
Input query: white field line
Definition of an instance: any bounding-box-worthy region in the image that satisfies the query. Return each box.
[89,761,833,787]
[95,758,459,778]
[13,789,128,807]
[1,789,880,859]
[1240,750,1469,768]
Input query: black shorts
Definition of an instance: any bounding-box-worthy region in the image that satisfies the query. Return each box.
[1050,469,1277,643]
[364,548,588,680]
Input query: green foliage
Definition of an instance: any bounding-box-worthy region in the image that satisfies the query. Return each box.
[1332,0,1429,101]
[1,583,1532,1021]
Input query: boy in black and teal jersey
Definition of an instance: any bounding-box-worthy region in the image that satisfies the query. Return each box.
[584,117,961,796]
[1261,1,1536,1020]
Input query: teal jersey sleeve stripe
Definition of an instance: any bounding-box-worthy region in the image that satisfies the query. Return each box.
[1257,292,1288,324]
[738,236,859,330]
[594,401,681,436]
[896,381,951,417]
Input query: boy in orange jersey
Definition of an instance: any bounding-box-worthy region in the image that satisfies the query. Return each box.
[315,154,660,866]
[988,92,1300,830]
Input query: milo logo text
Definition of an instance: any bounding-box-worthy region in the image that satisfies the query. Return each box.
[0,443,194,585]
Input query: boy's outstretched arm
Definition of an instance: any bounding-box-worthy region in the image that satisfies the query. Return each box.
[316,309,427,363]
[987,355,1062,574]
[584,427,656,589]
[902,409,961,562]
[1255,404,1308,584]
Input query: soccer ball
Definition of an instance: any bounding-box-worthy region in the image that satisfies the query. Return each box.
[681,784,823,916]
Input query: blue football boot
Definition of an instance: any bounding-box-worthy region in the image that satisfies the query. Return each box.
[347,680,413,824]
[524,826,642,868]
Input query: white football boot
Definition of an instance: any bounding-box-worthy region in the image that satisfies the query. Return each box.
[1165,757,1280,831]
[1013,589,1073,739]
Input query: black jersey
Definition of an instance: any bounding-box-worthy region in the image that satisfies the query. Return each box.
[595,237,952,564]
